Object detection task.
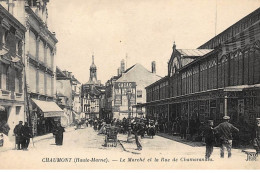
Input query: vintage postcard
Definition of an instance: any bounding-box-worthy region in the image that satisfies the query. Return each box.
[0,0,260,170]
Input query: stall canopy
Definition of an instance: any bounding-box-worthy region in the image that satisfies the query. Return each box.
[31,99,64,117]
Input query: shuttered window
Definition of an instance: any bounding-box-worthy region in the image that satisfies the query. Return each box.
[254,50,260,84]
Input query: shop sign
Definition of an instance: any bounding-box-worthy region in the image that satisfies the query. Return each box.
[114,82,136,89]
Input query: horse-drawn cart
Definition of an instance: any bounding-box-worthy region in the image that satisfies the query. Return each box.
[104,126,118,147]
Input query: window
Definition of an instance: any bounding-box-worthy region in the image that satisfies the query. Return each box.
[38,40,44,63]
[27,0,37,7]
[16,106,21,115]
[29,31,37,58]
[1,64,8,90]
[15,69,20,93]
[46,47,52,68]
[29,65,37,93]
[137,90,142,98]
[38,70,45,94]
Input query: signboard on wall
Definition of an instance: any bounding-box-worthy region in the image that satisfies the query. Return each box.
[114,82,136,107]
[114,82,136,89]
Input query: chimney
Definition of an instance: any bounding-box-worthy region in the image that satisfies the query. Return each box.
[121,59,125,73]
[68,72,72,78]
[152,61,156,74]
[8,0,14,15]
[117,68,122,76]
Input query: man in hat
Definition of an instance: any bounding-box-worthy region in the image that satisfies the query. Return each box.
[203,120,215,160]
[214,115,239,158]
[253,118,260,154]
[13,121,23,150]
[21,122,32,150]
[133,121,142,150]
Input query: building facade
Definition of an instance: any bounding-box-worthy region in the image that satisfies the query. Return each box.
[0,4,26,140]
[144,8,260,145]
[81,55,105,119]
[0,0,61,136]
[105,61,161,120]
[56,67,81,125]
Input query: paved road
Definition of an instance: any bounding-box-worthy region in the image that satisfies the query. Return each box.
[0,126,259,169]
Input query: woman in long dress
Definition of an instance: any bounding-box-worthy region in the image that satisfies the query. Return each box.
[53,123,65,145]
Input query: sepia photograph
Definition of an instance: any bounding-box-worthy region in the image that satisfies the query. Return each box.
[0,0,260,170]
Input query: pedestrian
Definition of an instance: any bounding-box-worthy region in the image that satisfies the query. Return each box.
[85,119,89,127]
[155,120,159,133]
[180,117,187,139]
[203,120,215,160]
[133,122,142,150]
[214,115,239,158]
[53,123,65,145]
[21,122,32,150]
[13,121,23,150]
[253,118,260,154]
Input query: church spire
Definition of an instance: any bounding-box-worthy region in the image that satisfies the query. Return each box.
[89,54,97,83]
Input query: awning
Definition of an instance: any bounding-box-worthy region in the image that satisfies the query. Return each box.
[31,99,63,117]
[224,84,260,92]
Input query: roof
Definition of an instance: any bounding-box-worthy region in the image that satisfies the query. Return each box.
[0,5,26,32]
[177,49,213,57]
[115,63,162,87]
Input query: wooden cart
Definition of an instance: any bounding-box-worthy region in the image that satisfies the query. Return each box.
[104,127,118,147]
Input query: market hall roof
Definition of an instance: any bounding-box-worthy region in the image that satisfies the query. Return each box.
[177,49,214,58]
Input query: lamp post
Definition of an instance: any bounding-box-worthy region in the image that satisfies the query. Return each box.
[127,88,132,142]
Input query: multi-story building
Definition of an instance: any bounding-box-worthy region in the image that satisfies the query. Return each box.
[105,60,161,120]
[56,67,81,125]
[0,0,61,136]
[144,7,260,145]
[81,55,105,119]
[71,75,81,119]
[0,4,26,140]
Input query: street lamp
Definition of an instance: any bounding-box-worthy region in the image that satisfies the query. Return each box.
[126,88,132,142]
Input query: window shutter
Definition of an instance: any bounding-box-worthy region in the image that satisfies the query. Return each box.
[19,70,23,93]
[6,66,9,90]
[0,63,2,89]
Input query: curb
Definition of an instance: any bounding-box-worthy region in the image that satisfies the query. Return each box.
[0,127,76,153]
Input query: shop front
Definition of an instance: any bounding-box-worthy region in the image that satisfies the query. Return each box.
[31,99,64,136]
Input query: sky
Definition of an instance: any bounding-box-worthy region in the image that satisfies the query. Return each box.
[47,0,260,84]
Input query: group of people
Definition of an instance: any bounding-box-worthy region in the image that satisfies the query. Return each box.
[13,121,65,150]
[13,121,32,150]
[202,115,240,160]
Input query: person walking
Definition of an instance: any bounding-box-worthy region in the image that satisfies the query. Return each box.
[13,121,23,150]
[21,122,32,150]
[133,122,142,150]
[214,116,239,158]
[203,120,215,160]
[53,123,65,145]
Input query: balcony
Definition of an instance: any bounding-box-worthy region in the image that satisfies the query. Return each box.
[1,89,10,96]
[15,92,23,98]
[0,43,9,56]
